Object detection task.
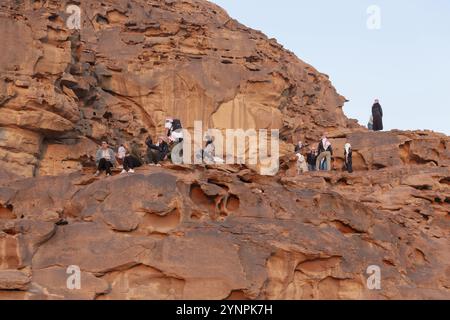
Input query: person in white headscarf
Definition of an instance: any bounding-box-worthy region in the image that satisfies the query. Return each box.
[316,135,333,171]
[344,143,353,173]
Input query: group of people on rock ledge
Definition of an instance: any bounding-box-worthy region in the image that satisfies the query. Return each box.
[295,99,384,175]
[93,100,384,177]
[294,136,353,174]
[94,118,184,177]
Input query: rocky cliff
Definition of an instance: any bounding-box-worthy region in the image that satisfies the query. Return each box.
[0,0,449,300]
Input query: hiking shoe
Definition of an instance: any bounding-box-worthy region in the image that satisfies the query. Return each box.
[94,171,100,177]
[129,169,135,173]
[120,169,127,174]
[106,173,111,177]
[156,164,162,167]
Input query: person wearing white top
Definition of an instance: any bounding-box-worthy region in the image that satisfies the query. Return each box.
[116,144,126,168]
[95,141,116,177]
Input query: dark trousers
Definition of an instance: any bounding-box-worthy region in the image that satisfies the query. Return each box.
[147,149,165,164]
[124,156,142,171]
[98,158,113,175]
[345,158,353,173]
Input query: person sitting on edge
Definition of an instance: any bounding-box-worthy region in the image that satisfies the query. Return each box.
[116,144,126,168]
[95,141,115,177]
[146,136,169,166]
[122,142,143,174]
[307,148,318,171]
[344,143,353,173]
[316,135,333,171]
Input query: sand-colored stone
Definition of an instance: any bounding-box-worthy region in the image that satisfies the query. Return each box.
[0,0,448,301]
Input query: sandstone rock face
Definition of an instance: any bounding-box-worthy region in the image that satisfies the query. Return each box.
[0,159,449,300]
[0,0,349,178]
[0,0,449,300]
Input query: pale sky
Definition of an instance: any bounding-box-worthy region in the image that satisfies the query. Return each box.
[210,0,450,135]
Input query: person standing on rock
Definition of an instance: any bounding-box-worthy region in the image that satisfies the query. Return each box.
[344,143,353,173]
[307,148,318,171]
[95,141,115,177]
[372,99,383,131]
[316,136,333,171]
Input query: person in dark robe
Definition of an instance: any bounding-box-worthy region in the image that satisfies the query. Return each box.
[372,99,383,131]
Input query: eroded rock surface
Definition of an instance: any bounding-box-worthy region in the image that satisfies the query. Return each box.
[0,0,351,178]
[0,0,449,300]
[0,161,449,300]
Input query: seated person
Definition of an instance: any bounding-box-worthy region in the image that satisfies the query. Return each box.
[95,141,115,177]
[116,144,126,168]
[146,136,169,166]
[122,142,143,174]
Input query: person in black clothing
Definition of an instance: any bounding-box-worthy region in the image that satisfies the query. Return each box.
[344,143,353,173]
[306,148,318,171]
[372,99,383,131]
[146,136,169,165]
